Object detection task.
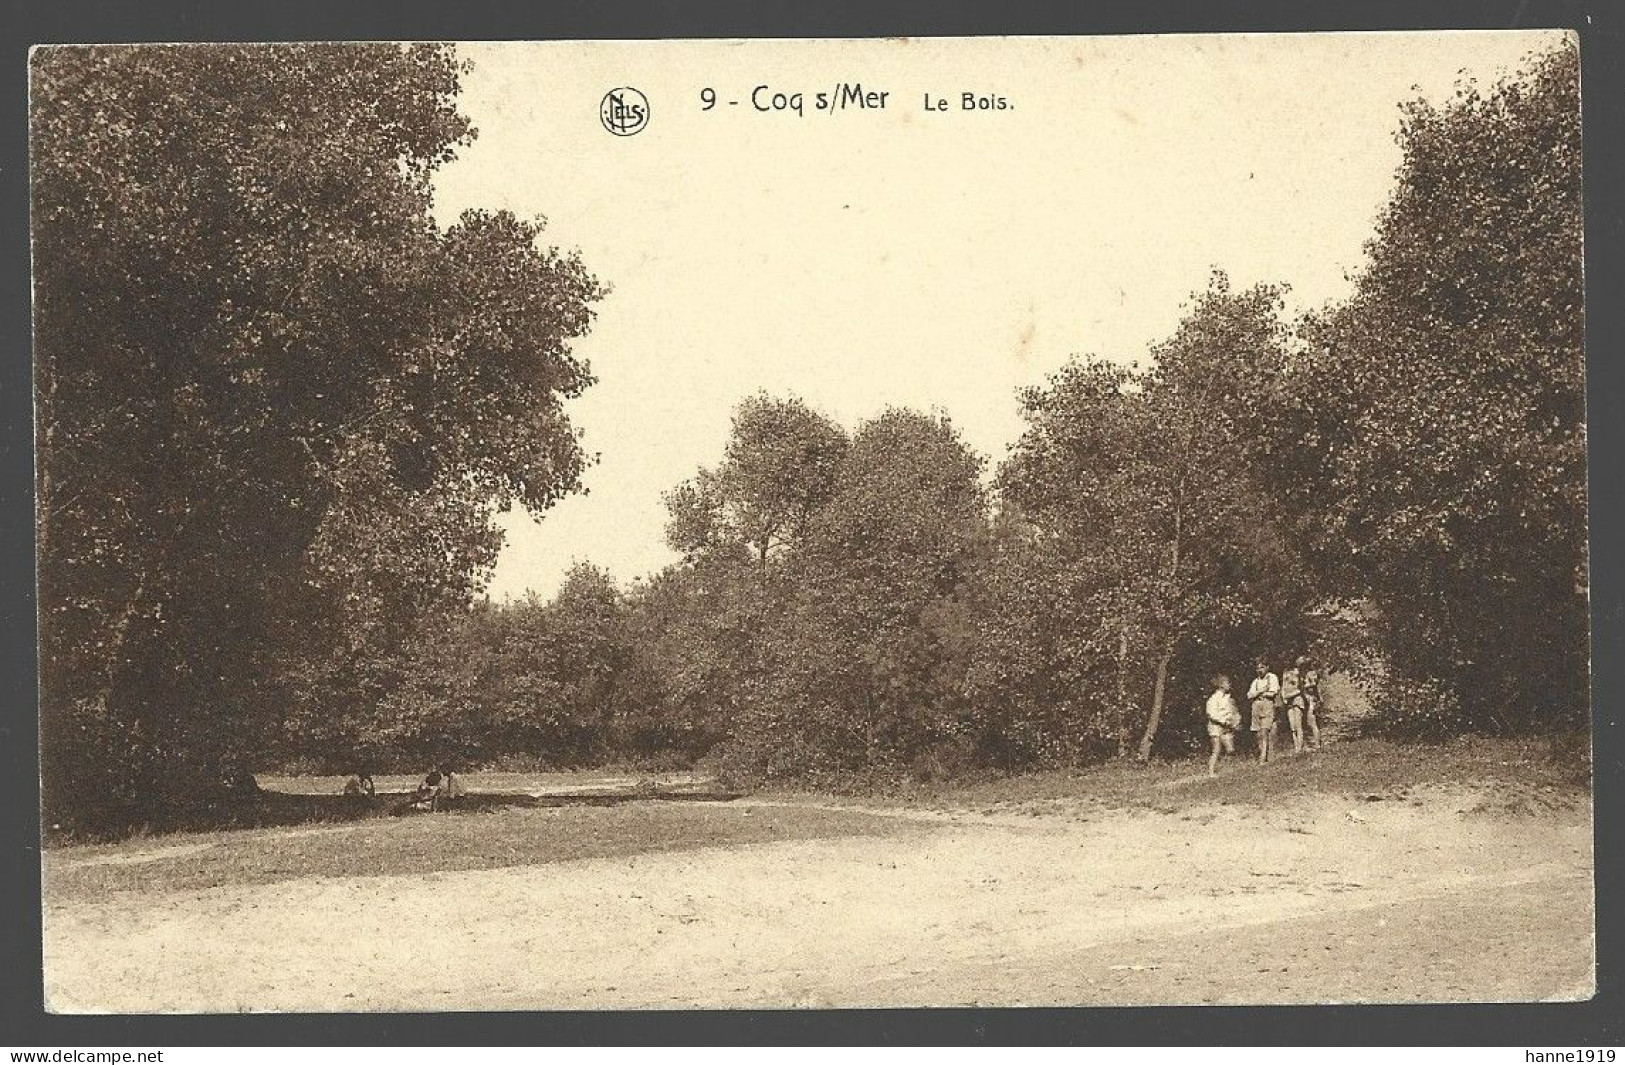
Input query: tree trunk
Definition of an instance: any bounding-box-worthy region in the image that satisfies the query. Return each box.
[1115,624,1130,758]
[1137,647,1174,762]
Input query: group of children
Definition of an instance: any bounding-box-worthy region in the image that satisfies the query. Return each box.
[403,766,467,811]
[1203,656,1323,776]
[341,765,468,811]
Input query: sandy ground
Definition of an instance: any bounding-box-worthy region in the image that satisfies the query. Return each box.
[41,774,1593,1012]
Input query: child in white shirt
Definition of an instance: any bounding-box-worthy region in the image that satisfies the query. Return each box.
[1205,673,1242,776]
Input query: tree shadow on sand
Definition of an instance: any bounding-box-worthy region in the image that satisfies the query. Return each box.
[47,786,745,845]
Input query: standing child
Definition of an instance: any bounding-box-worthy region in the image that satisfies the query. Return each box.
[1300,656,1323,750]
[1281,659,1307,754]
[1205,673,1242,776]
[1247,658,1281,763]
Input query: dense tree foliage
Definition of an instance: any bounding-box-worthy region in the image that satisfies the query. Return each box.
[1274,44,1585,734]
[37,43,1586,817]
[664,393,849,565]
[377,47,1585,779]
[737,409,988,778]
[999,276,1316,761]
[34,44,601,826]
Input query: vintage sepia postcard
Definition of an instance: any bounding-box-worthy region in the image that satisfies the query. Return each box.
[31,33,1592,1012]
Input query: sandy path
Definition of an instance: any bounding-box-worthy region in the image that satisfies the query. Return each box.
[43,790,1593,1011]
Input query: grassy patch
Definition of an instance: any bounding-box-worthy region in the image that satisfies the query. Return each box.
[793,735,1591,815]
[44,771,728,846]
[43,799,918,903]
[255,769,696,797]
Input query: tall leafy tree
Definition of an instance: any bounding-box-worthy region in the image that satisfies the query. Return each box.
[475,564,629,764]
[1276,43,1585,732]
[1002,275,1312,759]
[761,409,988,772]
[654,394,850,767]
[657,401,990,779]
[33,44,602,825]
[664,393,848,564]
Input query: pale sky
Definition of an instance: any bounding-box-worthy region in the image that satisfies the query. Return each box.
[429,32,1566,601]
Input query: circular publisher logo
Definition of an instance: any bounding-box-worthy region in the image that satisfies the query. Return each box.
[600,87,650,136]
